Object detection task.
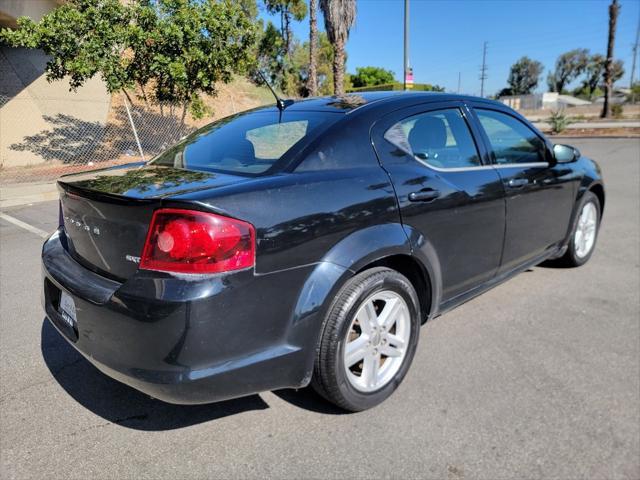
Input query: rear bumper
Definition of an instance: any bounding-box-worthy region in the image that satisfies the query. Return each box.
[42,229,320,404]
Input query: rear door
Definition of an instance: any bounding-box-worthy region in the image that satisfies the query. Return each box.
[469,106,575,272]
[372,102,505,302]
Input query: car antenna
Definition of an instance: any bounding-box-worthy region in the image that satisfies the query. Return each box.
[256,70,294,118]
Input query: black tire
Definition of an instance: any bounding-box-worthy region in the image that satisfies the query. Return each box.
[312,267,421,412]
[560,191,601,267]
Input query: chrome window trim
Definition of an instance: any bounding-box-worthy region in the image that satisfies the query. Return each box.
[412,158,491,172]
[413,157,549,173]
[494,162,549,169]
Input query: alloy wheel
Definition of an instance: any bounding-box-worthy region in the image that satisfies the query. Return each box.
[574,202,598,258]
[343,290,411,393]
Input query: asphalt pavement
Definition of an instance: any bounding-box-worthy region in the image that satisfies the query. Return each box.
[1,138,638,479]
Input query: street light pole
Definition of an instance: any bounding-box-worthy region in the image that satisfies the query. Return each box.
[404,0,409,91]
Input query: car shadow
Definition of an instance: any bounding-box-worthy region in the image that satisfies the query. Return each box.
[271,388,347,415]
[41,319,269,431]
[537,259,573,269]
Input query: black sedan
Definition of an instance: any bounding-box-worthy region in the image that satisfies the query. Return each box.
[42,92,604,411]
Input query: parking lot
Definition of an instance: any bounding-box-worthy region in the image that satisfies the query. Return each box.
[0,138,638,479]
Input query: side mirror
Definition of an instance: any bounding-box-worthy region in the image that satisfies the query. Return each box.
[553,144,580,163]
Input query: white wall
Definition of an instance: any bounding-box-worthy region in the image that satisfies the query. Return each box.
[1,47,111,168]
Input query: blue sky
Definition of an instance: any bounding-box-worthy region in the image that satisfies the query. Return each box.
[259,0,640,96]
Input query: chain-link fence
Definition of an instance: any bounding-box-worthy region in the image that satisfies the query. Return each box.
[0,60,270,186]
[0,93,203,185]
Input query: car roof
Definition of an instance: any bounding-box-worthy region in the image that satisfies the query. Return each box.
[256,91,505,114]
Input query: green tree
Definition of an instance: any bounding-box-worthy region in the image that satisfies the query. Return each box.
[239,0,259,20]
[264,0,307,60]
[507,56,543,95]
[320,0,356,95]
[136,0,257,122]
[629,82,640,102]
[410,83,444,92]
[581,53,606,99]
[350,66,396,88]
[0,0,133,94]
[547,48,589,93]
[577,54,624,100]
[291,31,336,96]
[256,21,286,86]
[1,0,258,121]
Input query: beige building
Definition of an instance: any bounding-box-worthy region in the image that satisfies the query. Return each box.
[0,0,64,27]
[0,0,110,169]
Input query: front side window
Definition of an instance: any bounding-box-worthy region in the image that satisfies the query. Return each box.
[151,111,340,176]
[384,109,481,169]
[475,109,547,165]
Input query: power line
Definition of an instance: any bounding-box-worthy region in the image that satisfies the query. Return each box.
[414,28,612,79]
[479,41,488,97]
[412,26,614,92]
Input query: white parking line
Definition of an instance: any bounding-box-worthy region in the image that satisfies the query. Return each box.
[0,212,50,239]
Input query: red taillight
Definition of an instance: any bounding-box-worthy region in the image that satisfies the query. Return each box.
[140,208,255,274]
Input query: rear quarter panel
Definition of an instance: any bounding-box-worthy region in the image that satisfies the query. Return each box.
[169,112,401,275]
[167,130,404,381]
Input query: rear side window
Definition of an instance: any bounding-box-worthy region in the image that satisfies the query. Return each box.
[151,111,340,176]
[384,109,481,169]
[475,109,547,165]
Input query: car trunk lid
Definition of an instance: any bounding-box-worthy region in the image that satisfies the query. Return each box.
[58,164,250,280]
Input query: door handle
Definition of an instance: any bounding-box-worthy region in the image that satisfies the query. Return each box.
[507,178,529,188]
[408,189,440,202]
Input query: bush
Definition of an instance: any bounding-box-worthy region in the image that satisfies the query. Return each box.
[549,110,571,134]
[351,66,395,88]
[347,82,444,93]
[611,104,624,119]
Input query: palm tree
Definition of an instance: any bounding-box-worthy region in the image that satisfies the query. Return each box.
[308,0,318,96]
[320,0,356,96]
[601,0,620,118]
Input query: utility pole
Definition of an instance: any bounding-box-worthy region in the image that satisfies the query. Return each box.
[404,0,411,90]
[601,0,620,118]
[630,10,639,102]
[479,41,488,97]
[457,72,461,94]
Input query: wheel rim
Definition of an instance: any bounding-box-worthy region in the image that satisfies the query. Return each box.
[343,290,411,393]
[574,201,598,258]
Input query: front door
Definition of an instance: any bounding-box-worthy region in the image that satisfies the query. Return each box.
[471,107,575,272]
[372,103,505,302]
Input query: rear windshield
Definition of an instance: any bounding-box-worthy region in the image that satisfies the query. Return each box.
[150,110,341,175]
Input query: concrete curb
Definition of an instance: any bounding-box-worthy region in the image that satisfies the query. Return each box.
[0,182,59,209]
